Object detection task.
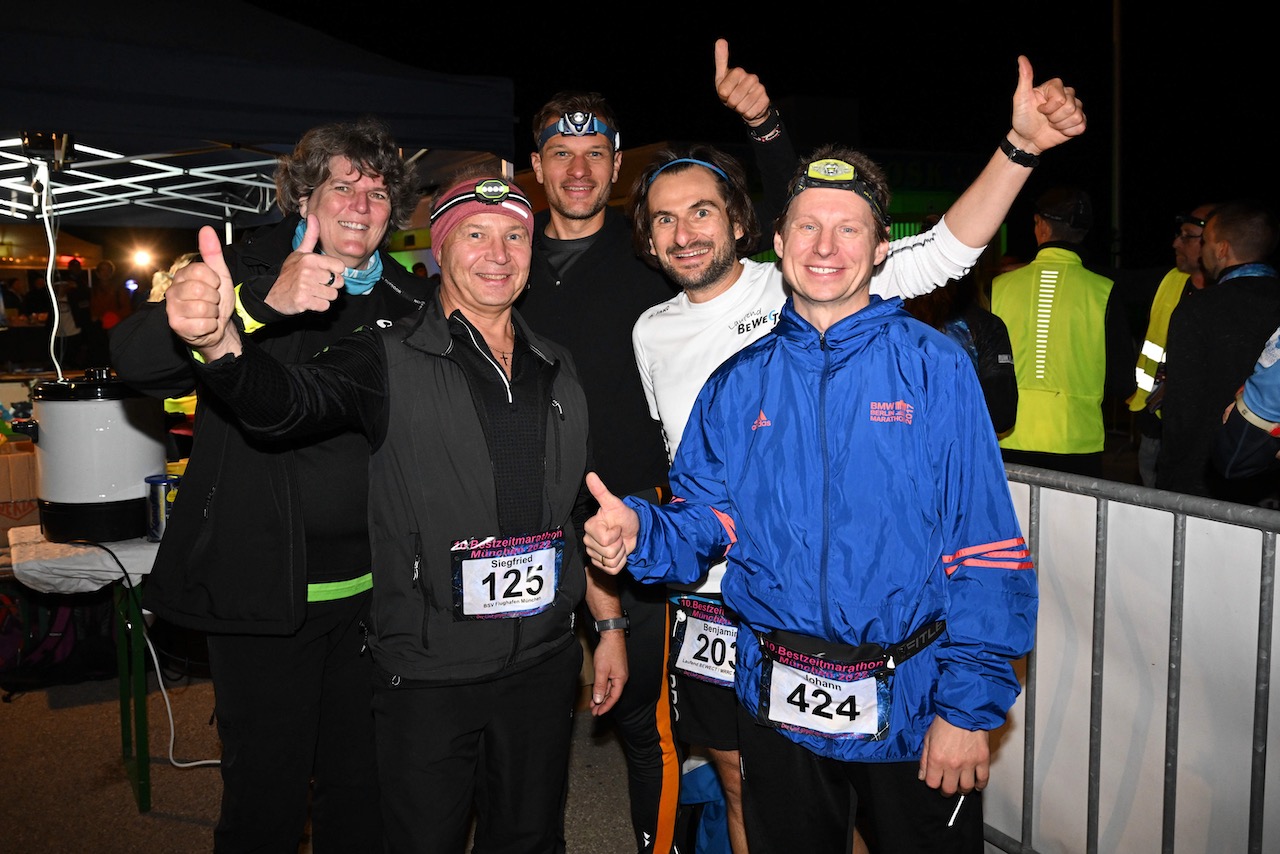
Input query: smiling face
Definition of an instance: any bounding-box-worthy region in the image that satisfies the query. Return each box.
[645,167,744,299]
[530,130,620,227]
[774,187,889,332]
[437,212,532,320]
[298,155,392,269]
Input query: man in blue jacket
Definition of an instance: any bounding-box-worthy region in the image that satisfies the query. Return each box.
[584,145,1039,853]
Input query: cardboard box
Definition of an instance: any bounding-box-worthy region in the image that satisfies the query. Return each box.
[0,499,38,537]
[0,440,35,503]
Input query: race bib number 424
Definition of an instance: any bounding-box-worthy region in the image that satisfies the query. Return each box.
[756,634,892,740]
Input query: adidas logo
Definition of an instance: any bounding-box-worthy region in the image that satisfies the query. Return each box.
[751,410,772,431]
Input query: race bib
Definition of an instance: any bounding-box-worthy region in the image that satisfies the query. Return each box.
[669,596,736,687]
[450,529,563,620]
[756,632,892,740]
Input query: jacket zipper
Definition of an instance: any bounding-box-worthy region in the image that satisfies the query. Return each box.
[413,532,429,649]
[819,333,832,633]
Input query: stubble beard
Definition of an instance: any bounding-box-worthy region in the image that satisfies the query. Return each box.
[664,240,738,295]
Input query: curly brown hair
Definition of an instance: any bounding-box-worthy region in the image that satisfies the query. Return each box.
[274,116,418,234]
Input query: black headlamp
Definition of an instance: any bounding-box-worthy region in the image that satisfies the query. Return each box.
[537,111,621,151]
[789,159,890,227]
[1175,213,1207,229]
[430,179,531,224]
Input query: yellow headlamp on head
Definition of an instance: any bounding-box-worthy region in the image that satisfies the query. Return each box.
[791,158,890,227]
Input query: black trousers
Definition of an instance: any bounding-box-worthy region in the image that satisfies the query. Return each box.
[207,591,380,854]
[606,575,683,853]
[737,705,984,854]
[375,640,582,854]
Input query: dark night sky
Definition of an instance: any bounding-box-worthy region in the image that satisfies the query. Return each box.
[76,6,1275,291]
[249,5,1272,273]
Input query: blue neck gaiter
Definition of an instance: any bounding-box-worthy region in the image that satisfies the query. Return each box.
[292,219,383,295]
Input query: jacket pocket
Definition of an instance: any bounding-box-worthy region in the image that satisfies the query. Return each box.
[412,531,430,650]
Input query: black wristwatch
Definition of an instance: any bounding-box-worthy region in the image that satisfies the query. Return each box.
[999,136,1040,168]
[593,611,630,637]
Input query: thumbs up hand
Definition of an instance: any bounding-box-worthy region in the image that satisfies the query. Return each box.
[166,224,242,360]
[583,472,641,574]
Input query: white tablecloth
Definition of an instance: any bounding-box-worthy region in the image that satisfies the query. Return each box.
[7,525,158,594]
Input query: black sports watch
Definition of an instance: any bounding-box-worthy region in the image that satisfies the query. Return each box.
[999,136,1041,168]
[593,611,630,637]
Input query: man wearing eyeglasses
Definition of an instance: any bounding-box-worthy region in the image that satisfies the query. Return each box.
[583,142,1041,854]
[1157,199,1280,503]
[1126,204,1217,487]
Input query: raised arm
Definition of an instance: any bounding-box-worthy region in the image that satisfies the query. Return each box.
[942,55,1087,250]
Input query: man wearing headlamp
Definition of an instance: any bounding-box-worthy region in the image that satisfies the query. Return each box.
[585,137,1045,851]
[162,169,620,853]
[624,53,1083,854]
[517,39,798,854]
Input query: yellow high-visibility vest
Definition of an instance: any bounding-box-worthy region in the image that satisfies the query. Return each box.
[1127,267,1190,414]
[992,246,1114,454]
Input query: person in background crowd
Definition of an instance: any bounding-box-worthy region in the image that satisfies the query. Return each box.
[0,277,25,318]
[1214,322,1280,479]
[584,142,1038,854]
[992,186,1135,477]
[110,116,431,854]
[1126,204,1217,487]
[1157,199,1280,504]
[516,40,796,854]
[904,217,1019,435]
[161,168,623,854]
[50,274,91,368]
[411,260,429,277]
[87,259,130,364]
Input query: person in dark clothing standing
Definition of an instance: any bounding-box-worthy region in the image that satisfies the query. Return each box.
[992,187,1136,477]
[516,40,797,854]
[159,170,621,854]
[109,117,429,854]
[1157,199,1280,504]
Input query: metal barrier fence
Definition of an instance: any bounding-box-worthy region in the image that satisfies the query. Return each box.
[984,464,1280,854]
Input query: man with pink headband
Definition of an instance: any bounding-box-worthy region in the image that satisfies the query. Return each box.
[162,168,619,853]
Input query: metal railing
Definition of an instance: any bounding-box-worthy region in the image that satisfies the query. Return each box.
[986,464,1280,854]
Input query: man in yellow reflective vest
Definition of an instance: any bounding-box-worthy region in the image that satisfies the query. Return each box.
[1127,204,1216,486]
[992,186,1136,477]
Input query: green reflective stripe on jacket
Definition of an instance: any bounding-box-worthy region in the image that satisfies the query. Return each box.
[307,572,373,603]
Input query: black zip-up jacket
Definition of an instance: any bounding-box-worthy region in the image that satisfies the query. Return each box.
[517,206,675,498]
[192,292,591,683]
[108,215,429,634]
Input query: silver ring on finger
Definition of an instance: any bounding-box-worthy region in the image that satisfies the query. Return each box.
[324,271,335,286]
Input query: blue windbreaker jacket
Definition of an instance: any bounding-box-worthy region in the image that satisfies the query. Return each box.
[623,295,1037,762]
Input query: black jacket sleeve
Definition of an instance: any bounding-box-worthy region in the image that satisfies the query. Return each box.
[195,327,386,442]
[747,114,798,256]
[965,305,1019,435]
[1105,289,1138,400]
[109,299,200,400]
[1214,399,1280,478]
